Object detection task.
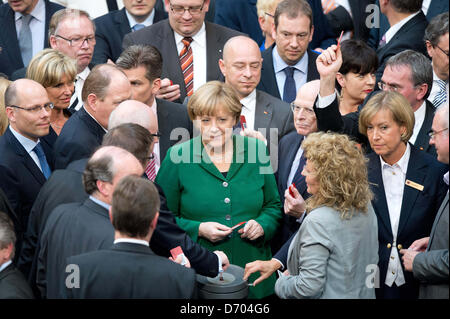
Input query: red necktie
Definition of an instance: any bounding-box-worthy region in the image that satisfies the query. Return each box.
[180,37,194,97]
[145,154,156,181]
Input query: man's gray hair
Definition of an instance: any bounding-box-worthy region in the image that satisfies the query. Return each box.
[0,212,16,260]
[424,12,449,47]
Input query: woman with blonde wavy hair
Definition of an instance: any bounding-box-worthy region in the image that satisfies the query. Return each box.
[27,48,76,140]
[0,76,11,136]
[275,131,379,299]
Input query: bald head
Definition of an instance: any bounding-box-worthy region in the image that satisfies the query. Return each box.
[295,80,320,108]
[108,100,157,134]
[219,36,262,99]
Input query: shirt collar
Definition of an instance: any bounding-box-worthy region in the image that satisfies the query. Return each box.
[125,8,155,29]
[240,89,257,111]
[380,143,411,175]
[15,0,45,22]
[78,67,90,81]
[444,172,449,186]
[174,23,206,48]
[272,46,308,75]
[83,106,108,132]
[9,125,39,154]
[0,260,12,273]
[114,238,149,247]
[89,195,111,211]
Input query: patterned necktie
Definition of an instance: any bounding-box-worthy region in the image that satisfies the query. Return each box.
[291,152,307,196]
[432,79,448,108]
[145,154,156,181]
[283,66,297,103]
[321,0,336,14]
[180,37,194,97]
[379,34,387,48]
[19,14,33,66]
[33,142,51,179]
[132,24,145,31]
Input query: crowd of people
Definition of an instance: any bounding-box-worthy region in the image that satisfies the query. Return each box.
[0,0,448,300]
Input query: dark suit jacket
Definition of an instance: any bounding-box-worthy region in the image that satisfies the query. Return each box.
[375,11,429,82]
[17,159,88,298]
[0,128,54,256]
[258,46,320,100]
[0,0,64,77]
[156,98,193,161]
[0,263,34,299]
[122,19,243,102]
[53,107,106,169]
[313,92,437,156]
[92,6,167,65]
[368,146,447,299]
[426,0,449,21]
[64,242,197,299]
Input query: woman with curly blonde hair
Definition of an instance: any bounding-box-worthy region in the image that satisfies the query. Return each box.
[0,76,11,136]
[275,131,379,299]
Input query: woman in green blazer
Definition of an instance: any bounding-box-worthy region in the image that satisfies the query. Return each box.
[156,81,282,299]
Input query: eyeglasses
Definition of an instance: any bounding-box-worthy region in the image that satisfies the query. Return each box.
[290,102,315,115]
[435,45,449,57]
[151,131,162,139]
[264,12,274,18]
[169,1,205,15]
[55,34,96,47]
[146,153,155,161]
[8,102,54,113]
[428,128,448,139]
[377,81,400,92]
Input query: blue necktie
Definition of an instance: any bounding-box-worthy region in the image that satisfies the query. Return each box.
[283,66,297,103]
[33,142,51,179]
[132,24,145,31]
[291,152,307,196]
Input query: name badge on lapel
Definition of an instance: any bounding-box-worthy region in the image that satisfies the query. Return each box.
[405,179,424,191]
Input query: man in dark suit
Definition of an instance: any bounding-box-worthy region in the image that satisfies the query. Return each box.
[400,104,449,299]
[92,0,167,65]
[64,175,197,298]
[122,0,243,103]
[373,0,429,82]
[257,0,320,102]
[0,212,34,299]
[0,79,54,259]
[0,0,64,77]
[37,146,145,298]
[53,64,132,169]
[116,44,193,166]
[315,48,437,156]
[218,36,295,168]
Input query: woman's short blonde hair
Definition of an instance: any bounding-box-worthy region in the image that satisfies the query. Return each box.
[0,77,11,136]
[187,81,242,122]
[302,132,373,219]
[256,0,279,18]
[26,48,77,88]
[359,91,415,143]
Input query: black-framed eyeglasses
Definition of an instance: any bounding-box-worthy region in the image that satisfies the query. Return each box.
[55,34,96,47]
[264,12,274,18]
[151,131,162,138]
[435,45,449,57]
[169,0,205,15]
[8,102,54,113]
[428,128,448,139]
[146,153,155,161]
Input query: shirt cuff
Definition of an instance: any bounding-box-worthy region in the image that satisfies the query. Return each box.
[272,258,285,272]
[316,90,337,109]
[296,212,306,224]
[214,251,223,273]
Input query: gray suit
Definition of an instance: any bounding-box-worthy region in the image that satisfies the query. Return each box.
[413,191,449,299]
[122,19,243,103]
[275,205,379,299]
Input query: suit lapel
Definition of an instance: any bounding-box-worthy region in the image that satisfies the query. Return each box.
[368,153,392,236]
[428,193,449,248]
[254,90,274,132]
[397,146,427,236]
[116,8,132,37]
[205,22,223,81]
[413,101,434,152]
[279,134,303,192]
[0,6,23,67]
[260,45,281,99]
[306,50,319,81]
[192,136,225,181]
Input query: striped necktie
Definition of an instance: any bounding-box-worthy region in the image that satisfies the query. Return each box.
[321,0,336,14]
[432,79,448,108]
[180,37,194,97]
[145,154,156,181]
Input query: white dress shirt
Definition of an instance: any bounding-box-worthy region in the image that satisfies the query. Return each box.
[381,143,411,287]
[15,0,45,58]
[0,260,12,273]
[174,23,207,93]
[385,11,421,44]
[272,47,309,100]
[409,101,426,144]
[239,89,257,131]
[9,125,43,172]
[114,238,149,247]
[422,0,432,16]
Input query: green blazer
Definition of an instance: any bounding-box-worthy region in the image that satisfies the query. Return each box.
[156,135,282,299]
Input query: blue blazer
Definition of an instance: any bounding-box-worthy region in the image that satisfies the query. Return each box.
[0,127,54,251]
[53,107,106,169]
[0,0,64,77]
[92,6,167,65]
[368,145,447,299]
[258,46,320,100]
